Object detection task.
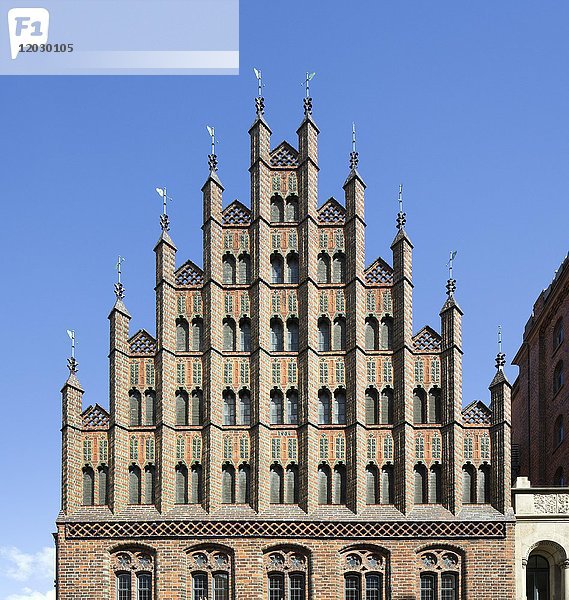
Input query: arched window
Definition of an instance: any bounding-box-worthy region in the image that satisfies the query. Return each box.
[333,465,347,504]
[222,255,236,284]
[238,391,251,425]
[341,548,388,600]
[188,548,232,600]
[176,390,189,426]
[462,465,476,503]
[144,390,156,426]
[526,554,549,600]
[318,318,331,351]
[270,464,284,503]
[366,465,380,504]
[380,317,393,350]
[270,390,284,424]
[98,466,108,505]
[191,318,203,352]
[420,573,436,600]
[428,388,441,423]
[175,463,188,504]
[270,318,284,352]
[414,464,428,503]
[318,389,332,424]
[136,573,152,600]
[345,575,360,600]
[333,390,346,424]
[113,551,156,600]
[286,253,300,284]
[192,573,207,600]
[239,318,251,352]
[82,466,94,506]
[318,464,332,504]
[554,466,566,486]
[332,252,346,283]
[285,465,299,504]
[365,388,379,425]
[237,464,250,504]
[144,465,155,504]
[555,414,564,445]
[237,253,251,284]
[190,390,202,425]
[429,465,442,504]
[190,464,202,504]
[477,464,491,503]
[554,318,564,349]
[271,253,284,284]
[265,548,307,600]
[270,195,284,222]
[365,317,379,351]
[413,388,427,424]
[381,466,394,504]
[286,390,299,424]
[222,464,235,503]
[381,388,394,425]
[317,252,331,283]
[116,573,132,600]
[223,318,236,351]
[176,318,189,351]
[554,361,564,393]
[333,317,346,351]
[129,465,141,504]
[286,319,299,352]
[223,391,236,426]
[285,196,299,222]
[129,390,142,427]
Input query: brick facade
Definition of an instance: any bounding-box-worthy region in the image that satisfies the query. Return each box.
[55,96,515,599]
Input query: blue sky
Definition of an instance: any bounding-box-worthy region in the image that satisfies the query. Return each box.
[1,2,569,597]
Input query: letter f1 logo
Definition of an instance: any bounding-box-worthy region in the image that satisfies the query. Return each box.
[8,8,49,59]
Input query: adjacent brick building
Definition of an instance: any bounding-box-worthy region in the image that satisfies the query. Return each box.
[512,254,569,487]
[55,94,515,599]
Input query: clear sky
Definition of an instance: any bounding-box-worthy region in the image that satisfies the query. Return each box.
[1,2,569,597]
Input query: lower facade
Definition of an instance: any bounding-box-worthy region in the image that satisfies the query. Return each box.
[55,519,515,600]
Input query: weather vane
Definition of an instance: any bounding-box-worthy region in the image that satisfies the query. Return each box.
[66,329,78,373]
[496,325,506,369]
[305,71,316,97]
[446,250,458,296]
[155,187,172,231]
[396,184,406,231]
[206,125,219,172]
[349,122,359,170]
[253,68,265,115]
[115,255,126,299]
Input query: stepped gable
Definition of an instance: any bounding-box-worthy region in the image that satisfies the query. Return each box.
[413,326,442,352]
[269,141,298,167]
[317,198,346,225]
[365,257,394,285]
[82,404,110,429]
[223,200,251,226]
[462,400,492,425]
[129,329,157,355]
[175,259,204,287]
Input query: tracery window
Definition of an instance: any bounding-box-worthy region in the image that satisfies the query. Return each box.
[417,549,461,600]
[188,548,232,600]
[265,548,308,600]
[112,549,155,600]
[341,547,388,600]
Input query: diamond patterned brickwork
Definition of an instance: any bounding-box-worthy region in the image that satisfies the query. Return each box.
[270,142,298,167]
[413,326,442,352]
[462,400,492,425]
[175,260,204,286]
[223,201,251,226]
[129,330,157,355]
[365,258,394,285]
[82,404,110,429]
[317,199,346,224]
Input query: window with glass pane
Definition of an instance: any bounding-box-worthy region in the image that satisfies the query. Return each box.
[269,574,284,600]
[365,574,382,600]
[441,573,457,600]
[420,574,435,600]
[117,573,132,600]
[345,575,360,600]
[213,572,229,600]
[290,574,305,600]
[193,573,208,599]
[137,574,152,600]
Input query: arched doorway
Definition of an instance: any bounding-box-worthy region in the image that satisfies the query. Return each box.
[526,554,549,600]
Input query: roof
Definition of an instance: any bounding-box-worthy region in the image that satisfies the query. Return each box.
[413,326,442,352]
[129,329,157,355]
[364,258,394,285]
[317,198,346,225]
[175,260,204,287]
[270,141,298,168]
[82,404,110,429]
[462,400,492,425]
[223,200,251,226]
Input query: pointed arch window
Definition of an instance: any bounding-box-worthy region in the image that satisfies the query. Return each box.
[285,465,299,504]
[366,465,380,504]
[189,464,202,504]
[286,319,299,352]
[175,463,188,504]
[332,252,346,283]
[365,388,379,425]
[98,465,109,505]
[144,465,155,505]
[237,253,251,284]
[365,317,379,351]
[223,390,236,426]
[380,317,393,350]
[82,466,94,506]
[462,464,476,503]
[429,465,442,504]
[222,464,236,503]
[144,390,156,426]
[554,361,564,393]
[477,464,491,503]
[286,390,298,424]
[318,318,331,352]
[333,390,346,424]
[414,464,428,503]
[239,318,251,352]
[176,318,189,351]
[428,388,441,423]
[129,390,142,427]
[223,318,236,351]
[271,253,284,284]
[176,390,189,426]
[317,252,331,283]
[237,464,250,504]
[270,464,284,503]
[333,317,346,351]
[270,318,284,352]
[555,466,566,485]
[270,390,284,424]
[554,317,564,350]
[333,464,347,504]
[190,390,202,425]
[129,465,141,504]
[191,318,203,352]
[413,388,427,424]
[286,252,300,283]
[555,414,564,445]
[381,465,394,504]
[318,389,332,424]
[238,391,251,425]
[271,195,284,222]
[285,196,299,222]
[318,464,332,504]
[222,255,236,284]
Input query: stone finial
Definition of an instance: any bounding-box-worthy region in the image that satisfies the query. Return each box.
[114,282,125,300]
[396,184,406,230]
[160,213,170,232]
[303,96,313,116]
[208,153,218,173]
[67,356,78,375]
[349,122,359,170]
[446,278,457,297]
[255,96,265,116]
[495,352,506,370]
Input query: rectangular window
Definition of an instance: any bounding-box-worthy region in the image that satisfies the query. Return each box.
[176,437,185,461]
[240,436,249,460]
[367,291,376,313]
[177,295,186,314]
[288,438,297,460]
[383,360,392,383]
[193,293,202,314]
[130,436,139,461]
[145,362,155,386]
[137,573,152,600]
[367,361,376,383]
[319,292,329,313]
[224,294,233,314]
[192,436,201,460]
[213,573,229,600]
[288,292,297,313]
[415,359,425,383]
[345,575,360,600]
[441,573,457,600]
[145,439,155,461]
[290,574,305,600]
[272,292,281,314]
[269,574,284,600]
[336,361,345,384]
[336,436,345,460]
[319,436,328,460]
[319,361,329,384]
[367,437,377,460]
[130,362,139,385]
[464,437,474,460]
[288,361,297,384]
[239,233,249,249]
[176,363,185,384]
[319,232,328,249]
[384,436,393,460]
[272,361,281,385]
[117,573,132,600]
[271,438,281,461]
[481,435,490,460]
[99,438,108,462]
[336,290,345,313]
[420,574,436,600]
[192,362,202,385]
[223,362,233,385]
[383,290,392,313]
[335,231,344,249]
[432,436,442,460]
[289,232,298,250]
[193,573,208,599]
[83,439,92,462]
[224,233,233,249]
[241,292,250,314]
[240,362,249,385]
[272,233,281,250]
[431,358,440,383]
[223,436,233,460]
[416,436,425,459]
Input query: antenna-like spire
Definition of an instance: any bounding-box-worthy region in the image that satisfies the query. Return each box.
[446,250,458,296]
[496,325,506,370]
[114,255,126,300]
[66,329,78,374]
[253,67,265,116]
[206,125,218,172]
[396,183,406,230]
[155,187,172,231]
[349,122,359,170]
[304,71,316,116]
